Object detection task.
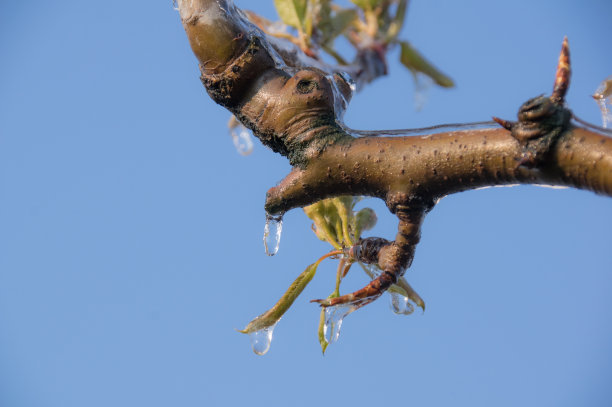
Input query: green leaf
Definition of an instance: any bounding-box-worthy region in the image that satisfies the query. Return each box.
[331,196,357,246]
[399,41,454,88]
[274,0,308,31]
[238,263,318,334]
[304,202,342,249]
[323,9,358,44]
[318,307,329,354]
[350,0,383,10]
[354,207,377,240]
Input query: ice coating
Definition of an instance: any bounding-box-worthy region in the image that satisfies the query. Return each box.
[343,120,498,138]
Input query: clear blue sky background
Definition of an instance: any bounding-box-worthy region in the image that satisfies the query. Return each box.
[1,1,611,406]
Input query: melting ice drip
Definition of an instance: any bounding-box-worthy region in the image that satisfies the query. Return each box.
[263,213,283,256]
[323,297,374,344]
[413,72,433,111]
[389,292,414,315]
[229,123,254,156]
[248,323,277,356]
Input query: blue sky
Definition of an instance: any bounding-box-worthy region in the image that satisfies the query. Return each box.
[1,1,611,406]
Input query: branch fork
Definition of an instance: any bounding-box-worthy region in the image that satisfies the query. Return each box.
[177,2,612,315]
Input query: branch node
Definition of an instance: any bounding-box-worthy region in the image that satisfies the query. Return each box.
[510,95,571,167]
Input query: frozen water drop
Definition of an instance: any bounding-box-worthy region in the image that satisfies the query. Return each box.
[389,292,414,315]
[248,324,276,356]
[413,72,433,111]
[230,125,254,156]
[263,213,283,256]
[323,304,353,344]
[593,76,612,128]
[322,297,374,344]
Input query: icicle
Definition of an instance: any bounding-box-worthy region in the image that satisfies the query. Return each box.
[389,292,414,315]
[248,323,276,355]
[413,72,433,111]
[593,76,612,128]
[323,304,353,344]
[323,297,374,344]
[263,213,283,256]
[229,124,254,156]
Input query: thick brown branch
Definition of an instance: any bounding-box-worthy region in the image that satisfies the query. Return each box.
[265,125,612,215]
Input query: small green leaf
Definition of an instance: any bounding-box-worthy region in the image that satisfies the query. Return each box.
[385,0,408,42]
[354,207,377,240]
[399,41,454,88]
[304,202,342,249]
[317,307,329,354]
[239,263,318,334]
[331,196,357,246]
[350,0,383,10]
[323,9,358,44]
[274,0,308,31]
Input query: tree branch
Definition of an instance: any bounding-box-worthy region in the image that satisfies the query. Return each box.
[264,125,612,215]
[177,0,612,309]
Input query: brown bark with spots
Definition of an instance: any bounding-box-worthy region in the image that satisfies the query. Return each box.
[176,1,612,308]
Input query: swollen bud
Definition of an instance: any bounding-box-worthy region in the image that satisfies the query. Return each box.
[354,207,377,239]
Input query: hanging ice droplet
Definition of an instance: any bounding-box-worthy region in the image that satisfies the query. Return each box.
[593,76,612,128]
[322,297,373,344]
[323,304,354,344]
[248,324,276,356]
[389,292,414,315]
[227,115,254,156]
[263,213,283,256]
[413,72,433,111]
[230,125,254,156]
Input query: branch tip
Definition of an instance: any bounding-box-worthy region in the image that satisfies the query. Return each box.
[492,116,514,131]
[551,36,570,104]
